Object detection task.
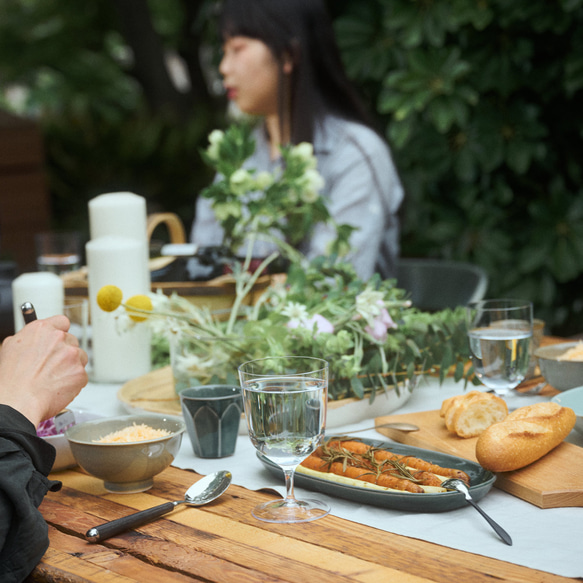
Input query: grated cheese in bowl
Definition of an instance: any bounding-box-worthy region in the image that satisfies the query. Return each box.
[557,342,583,362]
[93,422,171,443]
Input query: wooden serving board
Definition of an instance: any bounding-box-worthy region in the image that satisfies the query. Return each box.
[374,409,583,509]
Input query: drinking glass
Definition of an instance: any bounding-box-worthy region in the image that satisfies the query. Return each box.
[35,231,82,275]
[238,356,330,523]
[466,299,533,397]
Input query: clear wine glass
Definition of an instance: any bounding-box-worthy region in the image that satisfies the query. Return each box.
[238,356,330,523]
[466,299,533,398]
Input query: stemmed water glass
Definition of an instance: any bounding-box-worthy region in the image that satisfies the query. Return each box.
[466,299,533,399]
[238,356,330,523]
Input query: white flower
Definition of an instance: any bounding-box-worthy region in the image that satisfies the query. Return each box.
[300,168,325,194]
[290,142,315,164]
[229,168,254,196]
[174,350,224,378]
[214,201,242,221]
[282,302,334,336]
[206,129,224,160]
[355,289,386,322]
[254,171,274,190]
[301,188,320,204]
[281,302,309,322]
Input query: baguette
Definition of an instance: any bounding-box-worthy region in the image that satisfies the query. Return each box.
[451,394,508,438]
[440,390,507,438]
[441,390,485,431]
[475,402,576,472]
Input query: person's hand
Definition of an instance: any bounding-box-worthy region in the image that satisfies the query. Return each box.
[0,315,88,427]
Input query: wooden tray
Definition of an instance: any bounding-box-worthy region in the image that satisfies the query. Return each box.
[118,366,181,416]
[374,408,583,509]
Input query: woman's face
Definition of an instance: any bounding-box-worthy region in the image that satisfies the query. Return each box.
[219,36,282,116]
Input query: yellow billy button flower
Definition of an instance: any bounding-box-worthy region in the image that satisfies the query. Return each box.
[96,285,123,312]
[125,294,153,322]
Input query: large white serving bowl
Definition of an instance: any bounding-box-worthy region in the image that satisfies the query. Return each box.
[552,385,583,435]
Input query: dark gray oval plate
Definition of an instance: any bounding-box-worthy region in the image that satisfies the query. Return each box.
[257,436,495,512]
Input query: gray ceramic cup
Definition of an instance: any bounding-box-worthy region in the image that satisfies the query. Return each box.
[179,385,242,458]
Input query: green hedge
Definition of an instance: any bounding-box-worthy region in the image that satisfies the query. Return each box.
[331,0,583,334]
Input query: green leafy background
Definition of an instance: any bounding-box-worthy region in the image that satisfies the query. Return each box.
[1,0,582,334]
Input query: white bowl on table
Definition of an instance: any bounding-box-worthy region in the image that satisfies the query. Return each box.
[552,385,583,435]
[43,409,103,471]
[534,341,583,391]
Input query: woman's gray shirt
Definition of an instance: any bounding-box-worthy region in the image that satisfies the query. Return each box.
[191,115,404,279]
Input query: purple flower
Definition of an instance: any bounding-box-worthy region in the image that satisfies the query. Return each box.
[287,313,334,336]
[365,306,397,342]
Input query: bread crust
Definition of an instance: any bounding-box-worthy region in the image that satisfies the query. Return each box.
[475,402,576,472]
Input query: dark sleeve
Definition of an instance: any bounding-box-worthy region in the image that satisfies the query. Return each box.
[0,404,62,583]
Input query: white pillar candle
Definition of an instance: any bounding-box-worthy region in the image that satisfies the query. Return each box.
[89,191,148,241]
[87,235,151,383]
[88,191,150,283]
[12,272,64,331]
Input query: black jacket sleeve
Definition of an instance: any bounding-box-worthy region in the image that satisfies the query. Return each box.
[0,404,62,583]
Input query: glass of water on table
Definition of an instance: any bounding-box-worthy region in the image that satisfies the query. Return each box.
[466,299,533,399]
[238,356,330,523]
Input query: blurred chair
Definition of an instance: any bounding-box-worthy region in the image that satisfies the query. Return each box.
[395,258,489,311]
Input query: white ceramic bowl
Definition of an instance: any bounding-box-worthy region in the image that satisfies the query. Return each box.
[65,414,185,493]
[534,342,583,391]
[43,409,103,471]
[552,386,583,435]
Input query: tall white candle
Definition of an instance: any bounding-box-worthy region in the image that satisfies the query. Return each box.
[88,191,148,241]
[88,191,150,283]
[87,235,151,383]
[12,272,64,331]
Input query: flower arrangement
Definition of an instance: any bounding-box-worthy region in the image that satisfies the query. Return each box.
[96,123,478,401]
[199,123,353,259]
[97,256,478,402]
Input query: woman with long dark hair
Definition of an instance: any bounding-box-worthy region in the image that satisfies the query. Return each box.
[191,0,403,279]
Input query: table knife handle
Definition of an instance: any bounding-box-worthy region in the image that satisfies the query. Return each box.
[85,501,177,543]
[467,499,513,546]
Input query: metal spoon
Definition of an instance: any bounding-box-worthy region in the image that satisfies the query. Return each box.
[85,470,232,543]
[345,422,420,434]
[441,478,512,546]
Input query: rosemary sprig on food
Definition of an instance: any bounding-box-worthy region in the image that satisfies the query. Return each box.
[319,440,422,483]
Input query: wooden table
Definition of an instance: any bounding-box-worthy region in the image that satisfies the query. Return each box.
[34,464,577,582]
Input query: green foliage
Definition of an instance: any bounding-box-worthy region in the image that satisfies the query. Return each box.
[0,0,218,237]
[142,256,476,401]
[332,0,583,335]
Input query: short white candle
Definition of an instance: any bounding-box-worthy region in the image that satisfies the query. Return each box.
[86,235,151,383]
[12,272,64,331]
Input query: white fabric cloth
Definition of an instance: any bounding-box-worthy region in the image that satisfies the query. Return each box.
[71,377,583,579]
[191,116,404,279]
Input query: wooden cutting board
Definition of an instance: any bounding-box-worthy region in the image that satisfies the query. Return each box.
[374,409,583,509]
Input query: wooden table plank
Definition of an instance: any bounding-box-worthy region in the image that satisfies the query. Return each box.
[33,466,577,583]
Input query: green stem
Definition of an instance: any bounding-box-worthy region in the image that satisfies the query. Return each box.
[226,250,279,335]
